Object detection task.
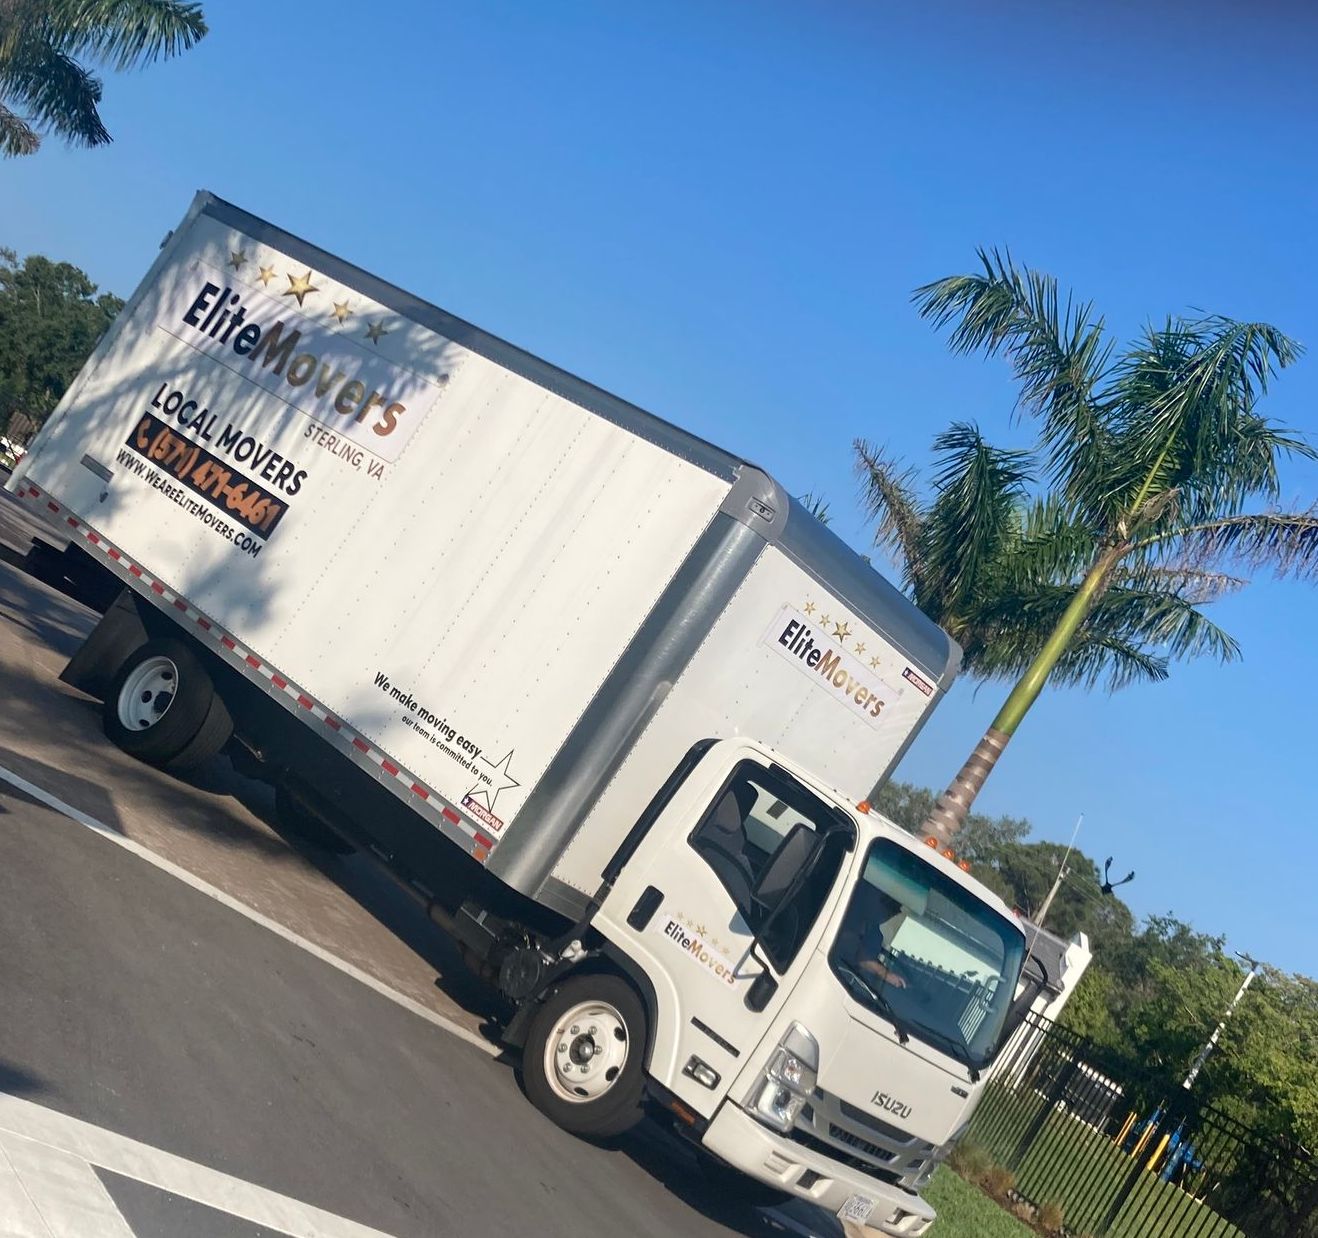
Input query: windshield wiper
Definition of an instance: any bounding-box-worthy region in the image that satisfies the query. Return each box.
[834,962,916,1046]
[833,961,983,1079]
[909,1023,983,1082]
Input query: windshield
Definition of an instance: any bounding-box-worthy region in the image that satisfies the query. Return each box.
[829,839,1025,1069]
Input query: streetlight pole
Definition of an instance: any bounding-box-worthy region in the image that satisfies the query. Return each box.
[1032,815,1083,931]
[1181,953,1261,1092]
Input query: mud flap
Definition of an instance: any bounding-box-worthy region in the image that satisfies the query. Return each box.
[60,588,149,701]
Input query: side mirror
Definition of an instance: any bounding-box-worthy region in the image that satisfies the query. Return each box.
[753,822,818,909]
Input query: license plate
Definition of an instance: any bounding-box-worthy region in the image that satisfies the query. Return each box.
[838,1193,875,1224]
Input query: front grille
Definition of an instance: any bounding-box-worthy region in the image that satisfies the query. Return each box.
[790,1089,940,1190]
[830,1122,892,1164]
[787,1126,904,1185]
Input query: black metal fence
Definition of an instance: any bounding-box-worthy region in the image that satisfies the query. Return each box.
[967,1010,1318,1238]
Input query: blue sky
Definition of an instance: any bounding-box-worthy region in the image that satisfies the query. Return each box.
[5,1,1317,975]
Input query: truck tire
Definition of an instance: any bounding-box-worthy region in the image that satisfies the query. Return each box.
[103,638,232,769]
[521,973,647,1138]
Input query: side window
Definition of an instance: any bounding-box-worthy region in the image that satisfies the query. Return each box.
[689,762,849,972]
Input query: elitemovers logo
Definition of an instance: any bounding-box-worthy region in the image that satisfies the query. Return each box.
[164,261,447,466]
[656,916,738,987]
[762,604,900,728]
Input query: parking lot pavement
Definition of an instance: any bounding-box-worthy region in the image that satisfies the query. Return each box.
[0,481,842,1237]
[0,777,833,1237]
[0,500,496,1043]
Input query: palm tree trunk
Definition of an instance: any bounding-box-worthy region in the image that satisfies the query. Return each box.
[923,546,1124,843]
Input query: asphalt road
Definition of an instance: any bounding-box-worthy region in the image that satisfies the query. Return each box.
[0,476,842,1237]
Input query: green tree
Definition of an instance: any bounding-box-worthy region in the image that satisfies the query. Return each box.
[870,251,1316,840]
[872,778,1135,946]
[0,248,123,435]
[0,0,206,156]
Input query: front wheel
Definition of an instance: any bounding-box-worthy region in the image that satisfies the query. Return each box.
[520,973,647,1138]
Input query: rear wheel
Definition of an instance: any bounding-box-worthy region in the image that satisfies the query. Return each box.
[103,637,231,769]
[521,974,647,1138]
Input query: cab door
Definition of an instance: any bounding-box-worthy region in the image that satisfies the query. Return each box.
[593,739,852,1116]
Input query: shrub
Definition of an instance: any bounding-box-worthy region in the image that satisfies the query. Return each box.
[982,1166,1016,1198]
[947,1139,993,1183]
[1038,1200,1065,1233]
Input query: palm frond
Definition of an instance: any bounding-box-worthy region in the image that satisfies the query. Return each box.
[921,422,1032,606]
[965,573,1238,690]
[912,248,1114,516]
[854,439,923,583]
[797,491,831,526]
[0,99,39,155]
[1000,496,1099,585]
[1054,633,1171,691]
[1086,587,1241,665]
[0,36,108,146]
[1161,508,1318,582]
[46,0,207,70]
[1114,562,1248,605]
[1107,318,1309,527]
[964,592,1172,690]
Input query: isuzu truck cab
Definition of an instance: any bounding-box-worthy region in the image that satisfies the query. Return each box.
[512,737,1026,1235]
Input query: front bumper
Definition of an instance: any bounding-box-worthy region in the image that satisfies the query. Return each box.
[701,1102,935,1236]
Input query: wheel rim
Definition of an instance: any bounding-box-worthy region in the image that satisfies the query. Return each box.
[542,999,631,1104]
[117,655,179,731]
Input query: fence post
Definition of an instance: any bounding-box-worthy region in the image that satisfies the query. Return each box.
[1007,1049,1083,1172]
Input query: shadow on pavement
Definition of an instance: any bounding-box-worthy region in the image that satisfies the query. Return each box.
[0,1057,48,1098]
[0,742,125,834]
[0,568,93,660]
[617,1120,840,1238]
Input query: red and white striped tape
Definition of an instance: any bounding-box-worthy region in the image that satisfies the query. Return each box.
[14,482,492,862]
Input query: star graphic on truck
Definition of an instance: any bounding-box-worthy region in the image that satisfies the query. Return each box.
[833,620,851,643]
[465,750,520,814]
[283,270,319,306]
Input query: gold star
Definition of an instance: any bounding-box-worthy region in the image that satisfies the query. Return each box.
[256,265,276,287]
[365,320,389,345]
[820,614,832,628]
[833,620,851,643]
[331,300,352,324]
[854,641,866,656]
[870,656,882,671]
[283,270,318,306]
[803,601,816,615]
[695,923,708,937]
[229,250,246,270]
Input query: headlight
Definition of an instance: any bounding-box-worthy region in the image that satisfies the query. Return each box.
[746,1024,819,1134]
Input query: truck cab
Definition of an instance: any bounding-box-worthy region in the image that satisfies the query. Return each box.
[515,738,1026,1236]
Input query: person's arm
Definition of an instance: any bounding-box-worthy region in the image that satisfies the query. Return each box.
[857,921,906,988]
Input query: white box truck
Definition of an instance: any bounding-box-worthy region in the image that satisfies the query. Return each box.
[8,193,1054,1235]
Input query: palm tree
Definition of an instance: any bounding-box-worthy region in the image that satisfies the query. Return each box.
[0,0,206,156]
[857,425,1242,691]
[865,250,1317,842]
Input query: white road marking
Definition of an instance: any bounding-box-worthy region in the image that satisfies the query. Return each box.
[0,1094,397,1237]
[0,1139,58,1238]
[0,1132,135,1238]
[0,762,498,1059]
